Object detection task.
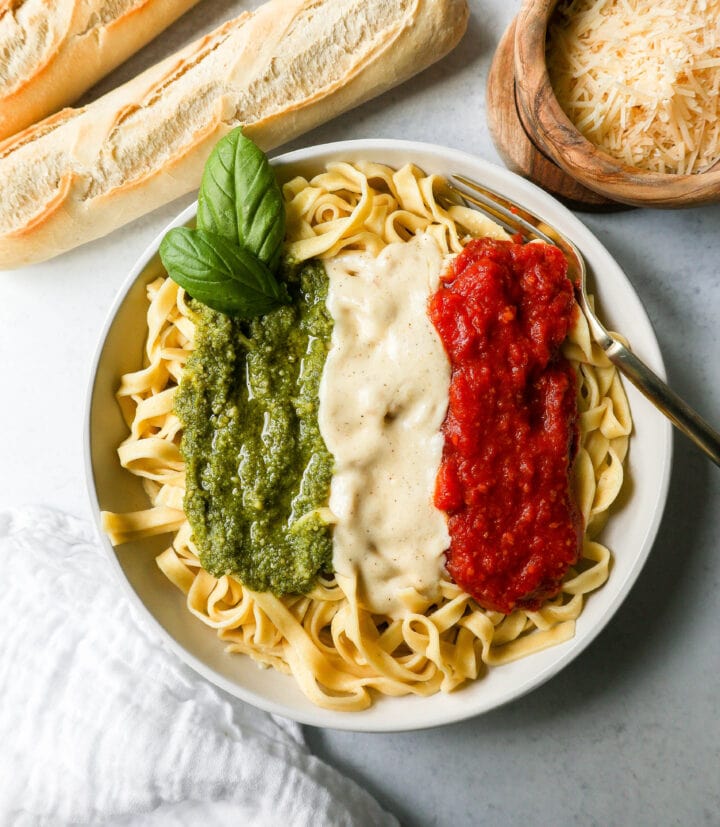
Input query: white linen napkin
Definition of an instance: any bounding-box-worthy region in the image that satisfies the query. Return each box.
[0,508,397,827]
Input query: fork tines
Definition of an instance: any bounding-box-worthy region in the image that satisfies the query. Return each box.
[449,174,556,247]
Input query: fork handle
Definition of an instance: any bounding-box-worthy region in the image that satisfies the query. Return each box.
[606,340,720,466]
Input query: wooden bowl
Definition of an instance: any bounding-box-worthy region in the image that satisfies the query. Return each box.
[514,0,720,208]
[486,17,622,211]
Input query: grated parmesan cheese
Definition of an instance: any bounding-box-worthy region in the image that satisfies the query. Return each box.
[546,0,720,174]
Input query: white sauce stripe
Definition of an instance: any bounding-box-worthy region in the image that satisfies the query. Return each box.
[319,234,452,616]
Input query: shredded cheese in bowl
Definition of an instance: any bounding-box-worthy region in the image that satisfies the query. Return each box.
[546,0,720,175]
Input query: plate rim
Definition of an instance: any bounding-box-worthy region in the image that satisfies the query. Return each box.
[84,138,673,732]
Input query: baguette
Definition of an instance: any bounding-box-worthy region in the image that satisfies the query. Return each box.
[0,0,469,270]
[0,0,201,142]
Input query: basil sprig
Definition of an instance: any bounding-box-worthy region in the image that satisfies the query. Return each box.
[159,128,289,318]
[197,129,286,271]
[159,227,289,317]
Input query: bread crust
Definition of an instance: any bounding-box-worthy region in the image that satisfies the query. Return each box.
[0,0,469,269]
[0,0,201,142]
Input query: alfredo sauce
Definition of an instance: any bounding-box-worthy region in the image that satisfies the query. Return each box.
[319,234,451,616]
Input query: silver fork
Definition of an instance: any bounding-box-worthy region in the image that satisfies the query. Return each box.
[449,173,720,467]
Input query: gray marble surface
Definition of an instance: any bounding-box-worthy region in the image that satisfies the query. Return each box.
[1,1,719,825]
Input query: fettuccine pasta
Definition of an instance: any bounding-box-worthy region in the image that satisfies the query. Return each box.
[102,161,632,711]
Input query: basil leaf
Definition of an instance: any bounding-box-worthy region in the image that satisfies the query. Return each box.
[159,227,290,318]
[197,128,285,271]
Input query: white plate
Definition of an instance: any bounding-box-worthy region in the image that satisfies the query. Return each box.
[85,140,672,732]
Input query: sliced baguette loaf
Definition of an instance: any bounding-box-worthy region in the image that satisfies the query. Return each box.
[0,0,201,142]
[0,0,469,270]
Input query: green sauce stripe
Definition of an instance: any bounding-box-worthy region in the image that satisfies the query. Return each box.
[175,260,334,595]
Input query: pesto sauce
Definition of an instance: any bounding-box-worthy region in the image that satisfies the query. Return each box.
[175,261,334,594]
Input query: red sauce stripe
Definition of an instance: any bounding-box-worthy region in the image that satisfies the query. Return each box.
[429,238,582,614]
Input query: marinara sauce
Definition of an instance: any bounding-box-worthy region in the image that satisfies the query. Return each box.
[429,238,582,614]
